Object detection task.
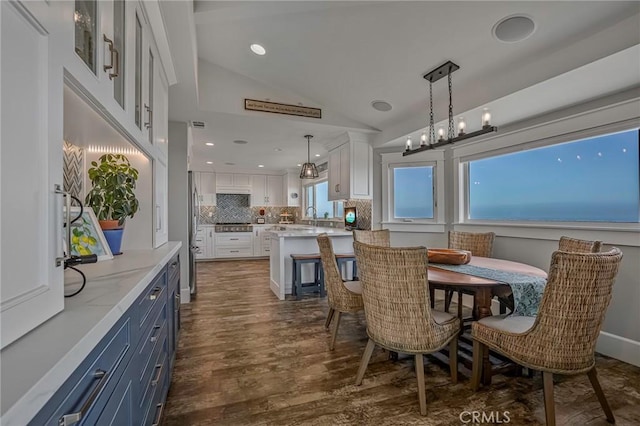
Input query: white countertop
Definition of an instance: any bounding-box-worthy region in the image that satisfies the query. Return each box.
[0,242,181,425]
[267,225,353,237]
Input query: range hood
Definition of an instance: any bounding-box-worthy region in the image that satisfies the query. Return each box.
[216,187,251,194]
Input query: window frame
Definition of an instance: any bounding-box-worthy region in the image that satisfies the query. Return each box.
[381,150,445,232]
[302,175,344,220]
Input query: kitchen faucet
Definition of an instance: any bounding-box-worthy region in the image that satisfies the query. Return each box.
[305,206,317,227]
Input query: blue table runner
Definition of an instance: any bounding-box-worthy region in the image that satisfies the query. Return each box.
[430,263,547,317]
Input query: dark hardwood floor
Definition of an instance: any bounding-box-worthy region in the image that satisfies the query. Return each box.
[163,260,640,425]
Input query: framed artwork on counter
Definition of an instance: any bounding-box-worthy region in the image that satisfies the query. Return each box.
[65,206,113,261]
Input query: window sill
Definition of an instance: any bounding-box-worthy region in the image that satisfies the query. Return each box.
[381,222,445,233]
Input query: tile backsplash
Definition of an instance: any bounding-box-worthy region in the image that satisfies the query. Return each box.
[199,203,301,225]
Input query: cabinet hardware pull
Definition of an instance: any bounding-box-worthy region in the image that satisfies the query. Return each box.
[58,369,109,426]
[156,205,161,231]
[144,104,153,129]
[149,287,162,300]
[170,261,178,269]
[151,363,163,386]
[150,324,161,342]
[151,403,164,426]
[102,35,118,80]
[230,250,239,253]
[103,35,114,71]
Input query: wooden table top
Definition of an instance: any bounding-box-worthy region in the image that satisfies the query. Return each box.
[428,256,547,287]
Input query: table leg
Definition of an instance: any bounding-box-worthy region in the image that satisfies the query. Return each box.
[473,287,493,385]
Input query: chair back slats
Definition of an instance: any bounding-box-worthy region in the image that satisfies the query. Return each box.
[353,229,391,247]
[353,241,459,354]
[448,231,495,257]
[558,236,602,253]
[525,248,622,372]
[317,233,363,313]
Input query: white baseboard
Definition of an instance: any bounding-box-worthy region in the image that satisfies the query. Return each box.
[180,287,191,303]
[596,331,640,367]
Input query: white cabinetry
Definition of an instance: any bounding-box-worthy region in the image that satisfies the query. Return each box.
[1,1,65,349]
[253,226,272,257]
[196,172,216,206]
[195,227,215,259]
[215,233,253,258]
[285,172,301,207]
[153,159,168,247]
[251,175,284,206]
[328,139,373,201]
[216,173,251,194]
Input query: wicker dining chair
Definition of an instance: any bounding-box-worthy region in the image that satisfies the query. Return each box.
[495,236,603,314]
[353,241,460,416]
[471,247,623,426]
[352,229,391,247]
[440,231,496,315]
[317,233,364,350]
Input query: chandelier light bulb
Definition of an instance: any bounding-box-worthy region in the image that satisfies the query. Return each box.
[437,127,445,141]
[458,117,466,136]
[482,108,491,127]
[405,136,412,151]
[420,132,427,146]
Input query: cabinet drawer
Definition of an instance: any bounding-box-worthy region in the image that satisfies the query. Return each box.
[140,332,169,425]
[138,270,167,333]
[31,319,132,426]
[168,254,180,289]
[139,322,167,407]
[215,247,253,258]
[215,234,252,246]
[138,301,167,396]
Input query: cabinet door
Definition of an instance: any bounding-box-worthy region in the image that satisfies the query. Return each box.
[328,148,342,201]
[153,160,168,248]
[199,172,216,194]
[251,175,267,206]
[216,173,233,187]
[92,375,134,426]
[339,144,350,198]
[153,59,168,159]
[267,175,284,206]
[206,228,215,258]
[1,0,65,349]
[234,174,251,187]
[111,0,126,109]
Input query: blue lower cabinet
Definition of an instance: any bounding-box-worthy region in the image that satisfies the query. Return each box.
[31,260,178,426]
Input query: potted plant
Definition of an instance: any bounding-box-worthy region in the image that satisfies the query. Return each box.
[85,154,139,255]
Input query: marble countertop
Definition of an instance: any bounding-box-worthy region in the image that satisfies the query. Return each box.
[267,225,353,237]
[0,242,181,425]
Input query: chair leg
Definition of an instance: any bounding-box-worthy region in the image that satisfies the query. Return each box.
[471,339,483,391]
[324,307,335,330]
[355,338,376,385]
[449,338,458,384]
[415,354,427,416]
[587,368,615,423]
[429,287,435,309]
[329,311,341,350]
[499,300,506,314]
[542,371,556,426]
[457,292,463,320]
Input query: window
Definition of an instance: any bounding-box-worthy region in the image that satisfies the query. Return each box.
[467,129,639,222]
[305,181,343,218]
[392,165,434,219]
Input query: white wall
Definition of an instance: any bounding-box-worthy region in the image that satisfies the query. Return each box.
[373,89,640,366]
[168,121,191,302]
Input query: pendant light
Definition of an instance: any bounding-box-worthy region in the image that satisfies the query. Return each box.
[299,134,319,179]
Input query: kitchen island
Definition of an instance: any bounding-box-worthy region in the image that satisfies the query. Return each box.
[268,226,354,300]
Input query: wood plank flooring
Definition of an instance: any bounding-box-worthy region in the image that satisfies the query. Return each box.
[163,260,640,425]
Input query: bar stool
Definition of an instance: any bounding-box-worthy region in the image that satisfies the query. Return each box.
[335,254,357,280]
[290,254,325,298]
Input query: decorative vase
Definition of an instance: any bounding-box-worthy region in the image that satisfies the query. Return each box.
[99,220,124,255]
[99,219,122,230]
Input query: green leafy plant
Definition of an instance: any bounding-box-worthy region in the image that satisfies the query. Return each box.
[85,154,140,226]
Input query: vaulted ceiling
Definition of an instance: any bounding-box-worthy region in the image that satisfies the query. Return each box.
[161,1,640,172]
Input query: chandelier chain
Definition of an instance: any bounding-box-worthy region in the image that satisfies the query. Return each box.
[428,81,435,144]
[447,71,454,140]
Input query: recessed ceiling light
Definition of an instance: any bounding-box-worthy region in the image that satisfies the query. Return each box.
[274,148,282,152]
[493,15,535,43]
[258,164,264,168]
[205,142,214,146]
[250,44,266,55]
[371,100,392,112]
[233,140,248,145]
[315,154,320,157]
[225,162,235,166]
[206,161,213,164]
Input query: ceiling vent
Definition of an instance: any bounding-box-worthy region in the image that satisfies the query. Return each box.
[191,121,205,129]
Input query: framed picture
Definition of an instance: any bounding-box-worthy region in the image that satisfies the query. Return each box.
[65,206,113,261]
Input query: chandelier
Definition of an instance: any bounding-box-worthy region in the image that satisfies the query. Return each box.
[403,61,497,156]
[299,134,319,179]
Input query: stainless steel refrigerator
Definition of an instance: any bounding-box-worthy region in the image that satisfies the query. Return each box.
[188,171,200,295]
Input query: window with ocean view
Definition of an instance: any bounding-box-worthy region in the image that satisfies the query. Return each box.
[305,180,343,219]
[393,165,434,219]
[467,129,640,222]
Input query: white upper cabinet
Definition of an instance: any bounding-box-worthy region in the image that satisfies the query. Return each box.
[153,158,168,247]
[327,134,373,201]
[250,175,284,206]
[284,172,301,207]
[1,0,65,349]
[198,172,216,206]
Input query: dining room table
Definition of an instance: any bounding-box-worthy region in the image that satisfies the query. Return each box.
[427,255,548,384]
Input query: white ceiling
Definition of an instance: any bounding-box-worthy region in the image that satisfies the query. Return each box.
[161,1,640,172]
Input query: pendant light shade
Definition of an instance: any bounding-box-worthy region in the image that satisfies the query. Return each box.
[300,134,319,179]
